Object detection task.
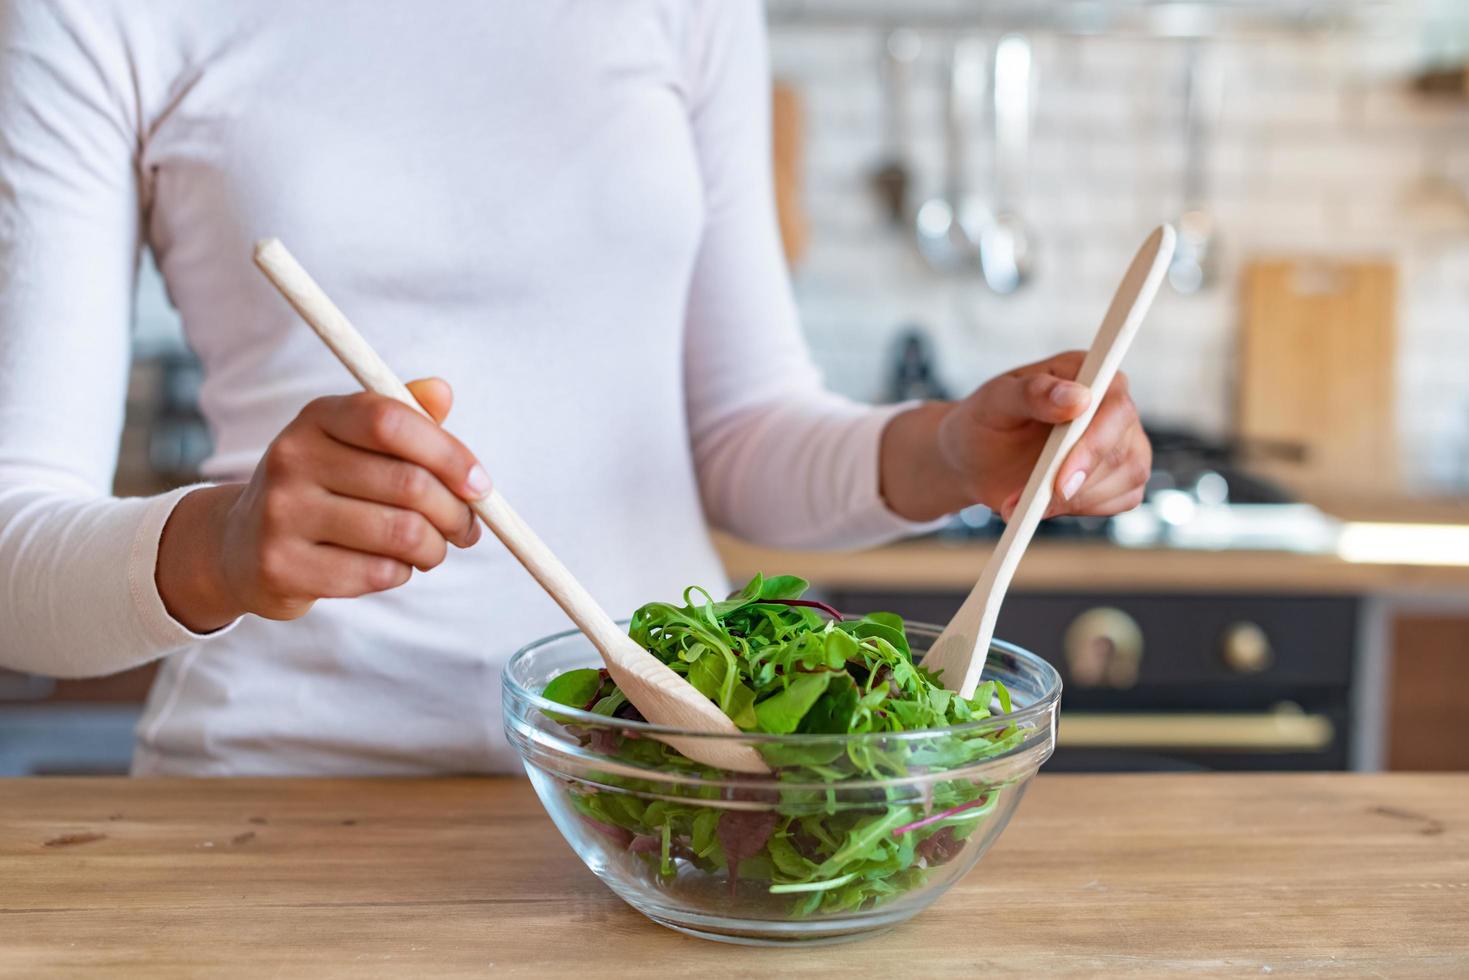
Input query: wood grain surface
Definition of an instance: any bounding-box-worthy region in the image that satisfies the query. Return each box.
[1,775,1464,977]
[714,533,1469,597]
[1238,258,1398,498]
[1389,615,1469,770]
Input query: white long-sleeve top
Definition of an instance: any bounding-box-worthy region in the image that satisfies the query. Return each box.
[0,0,935,774]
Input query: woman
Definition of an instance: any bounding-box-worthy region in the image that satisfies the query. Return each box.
[0,1,1149,774]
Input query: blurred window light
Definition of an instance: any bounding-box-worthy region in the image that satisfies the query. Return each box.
[1337,522,1469,567]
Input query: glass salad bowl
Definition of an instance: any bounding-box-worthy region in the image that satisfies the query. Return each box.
[502,622,1060,946]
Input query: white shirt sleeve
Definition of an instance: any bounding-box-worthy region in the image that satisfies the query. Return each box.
[681,1,945,550]
[0,1,230,678]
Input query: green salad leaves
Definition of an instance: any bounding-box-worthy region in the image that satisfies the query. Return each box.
[541,574,1027,917]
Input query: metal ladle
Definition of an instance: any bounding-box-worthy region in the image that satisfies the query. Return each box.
[1168,41,1222,294]
[869,29,920,226]
[915,37,987,274]
[968,33,1036,295]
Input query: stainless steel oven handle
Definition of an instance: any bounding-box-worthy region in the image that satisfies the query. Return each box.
[1058,709,1335,752]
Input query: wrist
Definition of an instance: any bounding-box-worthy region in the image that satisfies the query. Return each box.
[878,401,975,522]
[155,483,247,634]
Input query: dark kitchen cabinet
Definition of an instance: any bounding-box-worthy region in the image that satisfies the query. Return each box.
[820,588,1360,773]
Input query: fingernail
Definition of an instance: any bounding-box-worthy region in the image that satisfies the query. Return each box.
[1051,382,1087,408]
[1061,470,1087,500]
[465,464,492,499]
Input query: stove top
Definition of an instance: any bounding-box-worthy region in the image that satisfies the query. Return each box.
[935,424,1341,553]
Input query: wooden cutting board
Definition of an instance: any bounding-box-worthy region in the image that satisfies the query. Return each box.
[1238,257,1398,496]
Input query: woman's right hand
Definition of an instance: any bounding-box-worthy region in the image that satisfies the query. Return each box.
[156,378,489,633]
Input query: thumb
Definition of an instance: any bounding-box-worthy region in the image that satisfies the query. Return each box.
[973,371,1091,429]
[405,377,453,425]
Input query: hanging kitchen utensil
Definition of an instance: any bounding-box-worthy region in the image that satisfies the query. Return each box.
[253,239,768,775]
[969,33,1036,295]
[923,226,1176,698]
[1400,146,1469,234]
[772,81,808,267]
[1168,41,1221,294]
[915,37,986,274]
[888,325,951,403]
[869,29,920,226]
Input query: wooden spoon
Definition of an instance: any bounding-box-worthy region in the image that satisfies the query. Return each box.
[923,225,1177,699]
[252,239,768,774]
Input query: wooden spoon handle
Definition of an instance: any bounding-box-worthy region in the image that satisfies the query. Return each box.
[1002,225,1176,543]
[927,225,1176,698]
[252,238,626,655]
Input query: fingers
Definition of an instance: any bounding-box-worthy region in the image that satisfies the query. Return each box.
[1064,485,1147,519]
[1054,395,1150,519]
[1037,349,1085,377]
[406,377,454,425]
[1050,461,1147,517]
[972,369,1091,429]
[987,367,1149,524]
[305,493,452,572]
[255,537,413,610]
[312,438,480,549]
[1063,387,1139,502]
[998,489,1021,524]
[310,544,414,597]
[1009,349,1086,381]
[237,385,483,621]
[307,393,491,502]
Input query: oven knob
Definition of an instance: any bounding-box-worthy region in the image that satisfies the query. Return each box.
[1220,621,1273,674]
[1064,607,1143,689]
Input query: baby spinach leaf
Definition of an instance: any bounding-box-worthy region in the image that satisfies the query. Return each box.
[686,651,725,701]
[798,674,858,735]
[717,809,779,891]
[726,681,759,730]
[758,574,809,600]
[541,668,602,709]
[754,672,833,735]
[757,741,848,768]
[853,613,910,657]
[823,628,860,668]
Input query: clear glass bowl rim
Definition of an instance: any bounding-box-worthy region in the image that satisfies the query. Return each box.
[504,619,1062,748]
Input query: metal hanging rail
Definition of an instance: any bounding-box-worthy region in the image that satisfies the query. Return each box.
[765,0,1400,39]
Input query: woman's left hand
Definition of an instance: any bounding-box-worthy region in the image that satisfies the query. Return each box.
[880,350,1152,523]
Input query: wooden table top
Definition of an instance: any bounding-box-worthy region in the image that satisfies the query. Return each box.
[1,775,1465,977]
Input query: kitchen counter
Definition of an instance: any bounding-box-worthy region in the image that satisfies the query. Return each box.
[1301,493,1469,526]
[1,775,1464,977]
[715,532,1469,596]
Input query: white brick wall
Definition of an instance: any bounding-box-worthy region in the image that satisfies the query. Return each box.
[769,0,1469,493]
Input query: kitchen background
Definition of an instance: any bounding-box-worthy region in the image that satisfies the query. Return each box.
[767,0,1469,493]
[6,0,1469,776]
